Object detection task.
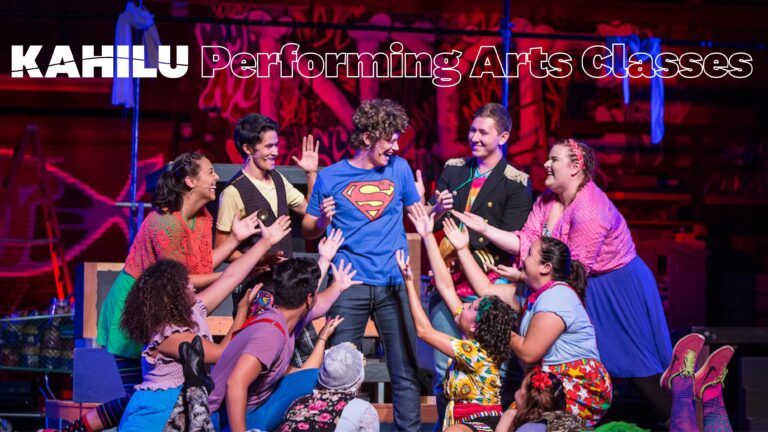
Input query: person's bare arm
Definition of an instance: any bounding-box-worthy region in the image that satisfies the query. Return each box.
[307,260,362,321]
[451,210,521,255]
[443,218,520,311]
[292,135,320,213]
[301,196,335,240]
[316,228,344,285]
[226,354,263,432]
[189,273,222,290]
[509,312,565,364]
[215,230,244,262]
[212,212,262,267]
[396,249,455,358]
[407,204,462,316]
[197,216,291,312]
[286,315,344,373]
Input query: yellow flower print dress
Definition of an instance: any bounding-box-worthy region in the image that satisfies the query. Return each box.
[443,338,501,428]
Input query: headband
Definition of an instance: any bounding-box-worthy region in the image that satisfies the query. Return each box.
[567,139,584,168]
[475,296,494,323]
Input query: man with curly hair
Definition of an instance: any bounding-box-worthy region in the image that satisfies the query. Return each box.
[302,98,422,431]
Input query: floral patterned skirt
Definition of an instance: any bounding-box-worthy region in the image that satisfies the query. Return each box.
[541,358,613,426]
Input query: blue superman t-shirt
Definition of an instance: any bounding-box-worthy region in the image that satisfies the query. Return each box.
[308,157,420,286]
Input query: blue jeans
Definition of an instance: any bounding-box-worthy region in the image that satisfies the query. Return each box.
[328,283,421,432]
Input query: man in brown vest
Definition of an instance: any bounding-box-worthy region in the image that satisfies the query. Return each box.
[215,112,319,366]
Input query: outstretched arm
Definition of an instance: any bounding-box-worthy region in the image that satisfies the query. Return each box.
[443,218,520,312]
[157,284,262,364]
[287,315,344,373]
[197,216,291,313]
[451,210,521,255]
[406,204,463,317]
[212,212,262,268]
[316,228,344,287]
[291,135,320,215]
[301,196,335,239]
[396,249,455,359]
[307,260,362,321]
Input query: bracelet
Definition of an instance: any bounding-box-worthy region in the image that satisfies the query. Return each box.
[453,305,463,318]
[317,337,328,343]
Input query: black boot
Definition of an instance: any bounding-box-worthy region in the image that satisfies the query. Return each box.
[179,336,214,393]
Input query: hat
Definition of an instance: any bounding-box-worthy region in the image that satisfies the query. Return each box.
[318,342,366,393]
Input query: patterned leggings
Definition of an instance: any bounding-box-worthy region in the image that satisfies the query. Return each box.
[671,375,732,432]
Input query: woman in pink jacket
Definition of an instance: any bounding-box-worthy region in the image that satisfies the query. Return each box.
[453,138,672,418]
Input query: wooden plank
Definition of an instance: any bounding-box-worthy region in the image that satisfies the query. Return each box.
[374,397,437,423]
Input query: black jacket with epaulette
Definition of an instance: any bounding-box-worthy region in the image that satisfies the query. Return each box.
[432,157,533,264]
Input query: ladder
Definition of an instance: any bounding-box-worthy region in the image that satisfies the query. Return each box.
[0,125,72,300]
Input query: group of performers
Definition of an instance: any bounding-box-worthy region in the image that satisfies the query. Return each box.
[58,99,737,432]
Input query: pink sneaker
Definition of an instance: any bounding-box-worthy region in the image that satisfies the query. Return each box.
[660,333,705,391]
[694,345,735,400]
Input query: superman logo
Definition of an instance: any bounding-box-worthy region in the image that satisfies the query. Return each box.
[342,180,396,221]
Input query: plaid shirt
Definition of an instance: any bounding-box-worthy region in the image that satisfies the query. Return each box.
[291,325,318,367]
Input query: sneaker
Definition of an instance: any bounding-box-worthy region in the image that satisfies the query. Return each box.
[694,345,734,400]
[660,333,705,391]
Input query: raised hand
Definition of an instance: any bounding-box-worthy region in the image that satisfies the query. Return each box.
[407,203,434,238]
[319,196,336,228]
[330,259,363,292]
[443,217,470,251]
[395,249,414,283]
[236,283,263,315]
[415,169,426,203]
[231,212,261,242]
[318,228,345,261]
[432,189,454,216]
[259,251,287,267]
[450,210,488,234]
[291,135,320,174]
[318,315,344,341]
[489,264,523,282]
[258,215,291,246]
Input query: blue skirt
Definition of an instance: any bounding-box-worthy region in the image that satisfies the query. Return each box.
[119,386,182,431]
[586,256,672,378]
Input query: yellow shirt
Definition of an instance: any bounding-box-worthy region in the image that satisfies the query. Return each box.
[216,169,304,232]
[444,338,501,427]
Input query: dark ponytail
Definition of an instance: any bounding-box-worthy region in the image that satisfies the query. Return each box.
[539,237,587,302]
[568,260,587,302]
[152,152,204,213]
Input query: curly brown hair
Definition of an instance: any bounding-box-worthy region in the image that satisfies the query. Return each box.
[553,138,596,191]
[121,260,197,344]
[474,295,517,364]
[349,99,409,150]
[512,370,567,431]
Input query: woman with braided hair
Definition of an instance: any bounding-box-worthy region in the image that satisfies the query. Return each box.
[452,139,672,420]
[401,204,517,432]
